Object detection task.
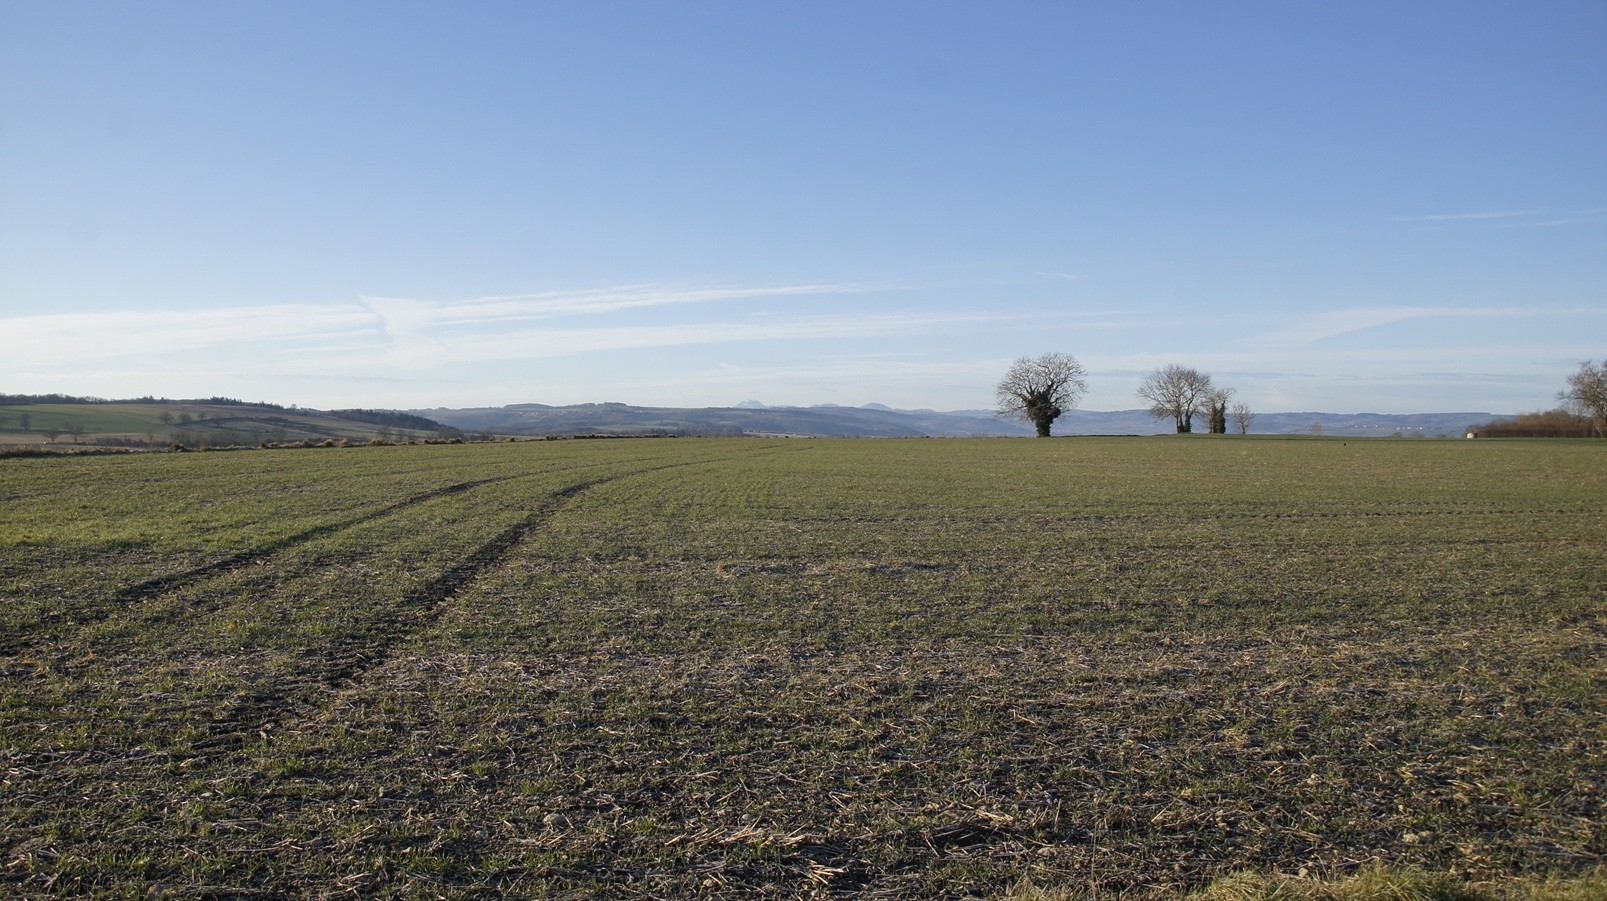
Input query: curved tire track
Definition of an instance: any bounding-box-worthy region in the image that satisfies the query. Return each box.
[315,480,593,689]
[313,451,805,694]
[104,451,686,612]
[3,477,515,656]
[116,477,516,603]
[193,452,786,749]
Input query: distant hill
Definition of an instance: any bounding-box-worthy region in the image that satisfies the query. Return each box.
[414,402,1031,438]
[0,394,446,449]
[1227,410,1500,437]
[415,402,1507,438]
[0,392,1505,446]
[1052,408,1501,437]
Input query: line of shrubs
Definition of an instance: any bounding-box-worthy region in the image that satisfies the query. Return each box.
[0,436,499,457]
[1472,408,1598,438]
[167,436,473,452]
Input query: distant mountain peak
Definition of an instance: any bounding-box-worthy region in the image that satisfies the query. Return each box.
[860,402,894,411]
[733,399,767,409]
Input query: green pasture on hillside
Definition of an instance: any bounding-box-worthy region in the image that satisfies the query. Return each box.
[1,437,1602,898]
[0,402,435,447]
[0,402,265,440]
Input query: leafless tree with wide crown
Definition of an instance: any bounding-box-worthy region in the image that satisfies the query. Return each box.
[995,353,1088,437]
[1137,364,1213,434]
[1560,359,1607,437]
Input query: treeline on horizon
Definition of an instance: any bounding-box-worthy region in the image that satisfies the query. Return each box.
[1473,409,1599,438]
[0,393,280,408]
[0,393,441,432]
[7,392,1604,440]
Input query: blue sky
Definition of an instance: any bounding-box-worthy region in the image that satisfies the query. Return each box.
[2,2,1603,413]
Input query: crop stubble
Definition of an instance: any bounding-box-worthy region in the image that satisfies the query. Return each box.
[0,438,1602,898]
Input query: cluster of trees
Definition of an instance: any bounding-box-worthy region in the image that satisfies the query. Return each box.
[1474,409,1597,438]
[25,421,90,444]
[0,393,288,409]
[1561,360,1606,437]
[0,393,101,405]
[1000,355,1606,439]
[1134,364,1251,434]
[1476,360,1607,438]
[996,355,1250,437]
[329,408,444,432]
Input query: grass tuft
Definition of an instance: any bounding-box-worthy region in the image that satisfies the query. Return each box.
[1192,868,1476,901]
[1004,869,1607,901]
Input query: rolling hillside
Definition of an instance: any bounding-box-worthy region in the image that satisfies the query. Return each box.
[415,402,1035,438]
[0,397,444,449]
[1,393,1510,447]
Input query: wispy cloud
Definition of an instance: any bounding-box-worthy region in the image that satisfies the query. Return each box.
[538,355,1014,408]
[4,304,378,365]
[332,311,1020,370]
[1397,207,1606,228]
[1397,210,1539,222]
[353,283,893,367]
[5,282,1124,380]
[360,282,875,330]
[1257,305,1540,346]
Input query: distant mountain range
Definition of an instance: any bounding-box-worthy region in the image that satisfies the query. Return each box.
[415,401,1506,439]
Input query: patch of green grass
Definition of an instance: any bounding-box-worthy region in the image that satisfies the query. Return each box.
[1007,867,1607,900]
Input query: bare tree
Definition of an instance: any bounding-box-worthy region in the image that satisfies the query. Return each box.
[1560,360,1607,437]
[1204,387,1234,434]
[64,422,88,444]
[1137,364,1212,433]
[995,353,1088,437]
[42,427,63,444]
[1229,403,1255,435]
[19,412,31,430]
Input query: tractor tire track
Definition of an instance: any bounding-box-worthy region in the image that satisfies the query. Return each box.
[2,476,516,656]
[309,451,801,697]
[106,449,684,610]
[192,452,788,750]
[181,480,597,751]
[314,479,594,690]
[112,476,517,605]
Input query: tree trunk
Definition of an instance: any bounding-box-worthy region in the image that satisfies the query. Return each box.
[1033,416,1053,437]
